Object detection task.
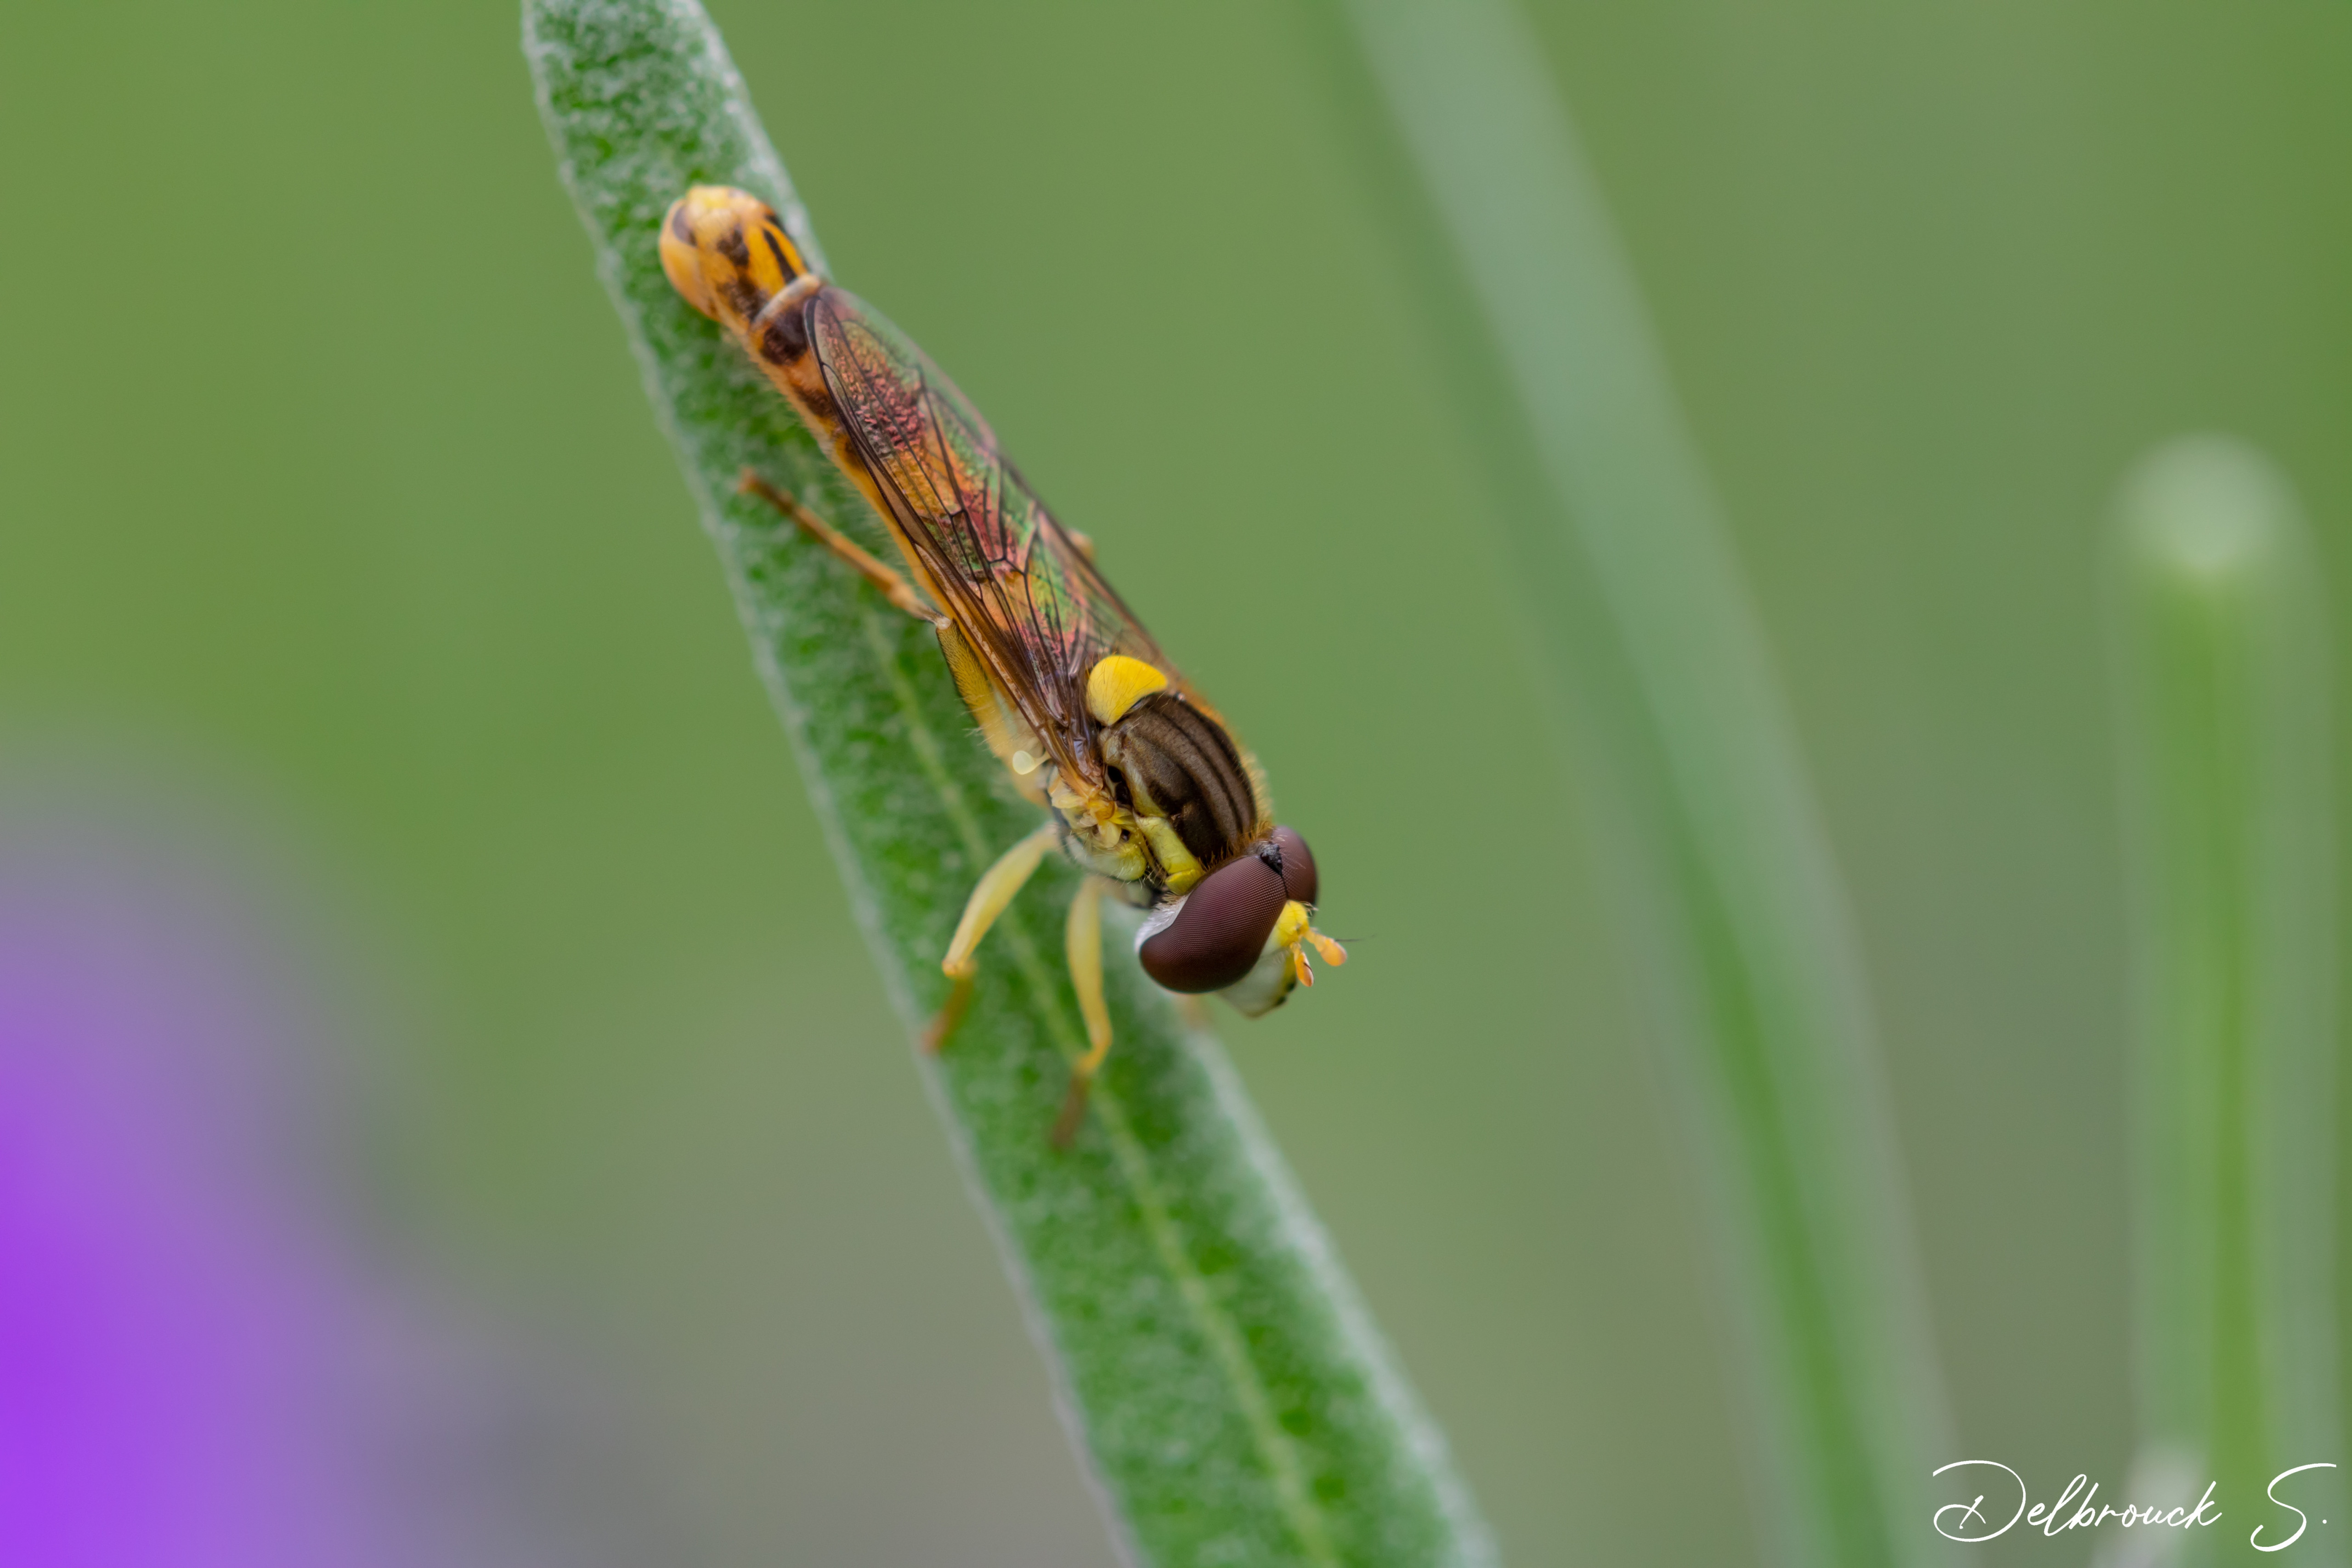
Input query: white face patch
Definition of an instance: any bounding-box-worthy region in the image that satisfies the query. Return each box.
[1133,894,1186,952]
[1214,943,1298,1019]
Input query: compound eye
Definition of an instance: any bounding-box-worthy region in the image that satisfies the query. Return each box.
[1270,825,1317,907]
[1139,851,1289,993]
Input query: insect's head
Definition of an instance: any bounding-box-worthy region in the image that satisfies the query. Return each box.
[1085,657,1343,1001]
[1138,826,1340,1006]
[659,185,810,330]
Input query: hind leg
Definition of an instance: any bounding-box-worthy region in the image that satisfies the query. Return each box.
[739,470,938,624]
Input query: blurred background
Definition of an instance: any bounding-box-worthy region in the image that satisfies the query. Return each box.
[2,2,2347,1563]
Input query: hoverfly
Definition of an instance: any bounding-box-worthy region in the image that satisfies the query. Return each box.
[659,186,1343,1138]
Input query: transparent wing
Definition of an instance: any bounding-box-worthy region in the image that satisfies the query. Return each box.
[808,287,1172,780]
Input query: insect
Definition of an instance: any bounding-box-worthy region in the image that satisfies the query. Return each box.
[659,185,1343,1138]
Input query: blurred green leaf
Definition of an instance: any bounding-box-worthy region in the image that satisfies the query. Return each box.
[2109,436,2344,1564]
[522,1,1494,1562]
[1313,2,1953,1562]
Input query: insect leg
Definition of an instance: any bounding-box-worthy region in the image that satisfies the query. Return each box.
[738,470,939,623]
[1051,877,1111,1146]
[922,820,1063,1053]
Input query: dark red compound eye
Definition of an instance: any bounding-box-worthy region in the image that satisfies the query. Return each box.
[1269,825,1317,907]
[1139,849,1289,994]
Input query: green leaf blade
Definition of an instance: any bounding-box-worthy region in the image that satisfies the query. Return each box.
[524,3,1494,1563]
[2109,435,2345,1564]
[1317,2,1953,1563]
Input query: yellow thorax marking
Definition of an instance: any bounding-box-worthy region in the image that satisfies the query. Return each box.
[1136,818,1204,895]
[1086,655,1168,726]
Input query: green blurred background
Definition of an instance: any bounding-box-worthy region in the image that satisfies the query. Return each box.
[3,1,2346,1562]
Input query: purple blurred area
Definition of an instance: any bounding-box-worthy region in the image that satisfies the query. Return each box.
[0,818,526,1568]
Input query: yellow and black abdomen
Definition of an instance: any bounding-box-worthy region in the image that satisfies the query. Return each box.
[659,187,953,610]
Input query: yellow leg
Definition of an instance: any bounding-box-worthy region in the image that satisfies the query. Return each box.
[1051,878,1111,1146]
[922,821,1062,1053]
[739,470,939,624]
[1066,877,1112,1069]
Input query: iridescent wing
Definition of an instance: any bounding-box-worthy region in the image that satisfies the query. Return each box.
[808,287,1174,782]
